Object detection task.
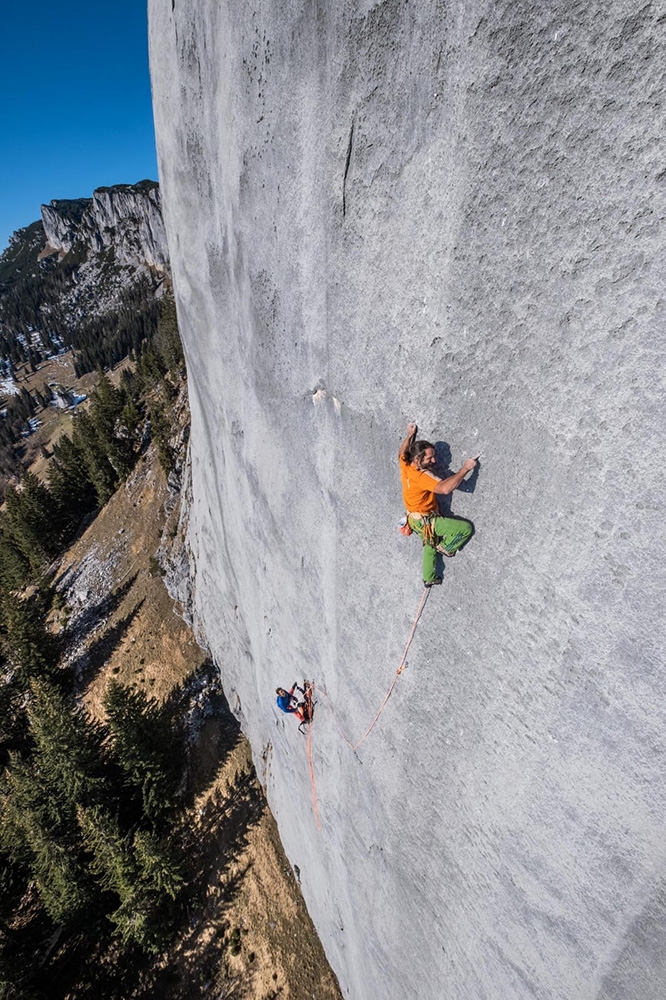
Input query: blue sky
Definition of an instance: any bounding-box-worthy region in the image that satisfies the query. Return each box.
[0,1,158,250]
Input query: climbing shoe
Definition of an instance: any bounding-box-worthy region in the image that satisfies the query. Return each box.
[436,544,455,557]
[424,577,443,587]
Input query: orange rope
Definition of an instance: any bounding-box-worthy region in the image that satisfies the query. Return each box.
[305,684,322,830]
[304,586,430,828]
[319,585,431,751]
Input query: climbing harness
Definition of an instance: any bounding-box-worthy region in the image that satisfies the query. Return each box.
[297,681,315,735]
[409,512,437,548]
[304,585,431,828]
[422,515,437,548]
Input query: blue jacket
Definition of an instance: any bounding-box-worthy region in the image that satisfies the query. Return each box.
[277,691,297,713]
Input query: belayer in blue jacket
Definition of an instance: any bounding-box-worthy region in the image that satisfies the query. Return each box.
[276,682,307,720]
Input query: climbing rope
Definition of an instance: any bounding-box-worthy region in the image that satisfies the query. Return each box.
[319,584,430,752]
[304,585,431,827]
[305,698,322,830]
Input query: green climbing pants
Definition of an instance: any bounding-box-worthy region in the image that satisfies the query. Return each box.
[407,514,473,583]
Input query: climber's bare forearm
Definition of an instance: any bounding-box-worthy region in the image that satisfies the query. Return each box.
[434,459,477,494]
[399,422,418,460]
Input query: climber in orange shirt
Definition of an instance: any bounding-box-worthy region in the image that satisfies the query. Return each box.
[399,422,477,586]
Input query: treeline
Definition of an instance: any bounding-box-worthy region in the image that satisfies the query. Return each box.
[0,598,186,994]
[1,254,161,376]
[69,278,162,376]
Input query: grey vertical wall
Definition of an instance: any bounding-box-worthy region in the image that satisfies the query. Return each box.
[149,2,666,997]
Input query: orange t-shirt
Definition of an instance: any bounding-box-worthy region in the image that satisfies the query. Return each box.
[399,456,440,514]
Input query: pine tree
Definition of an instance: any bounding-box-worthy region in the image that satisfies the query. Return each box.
[103,681,182,826]
[48,433,97,541]
[78,806,181,953]
[154,299,185,375]
[147,399,175,476]
[32,387,47,409]
[27,681,110,809]
[135,345,165,395]
[30,834,94,926]
[72,410,117,505]
[0,677,25,762]
[119,367,136,396]
[0,753,94,925]
[0,681,126,927]
[0,596,60,689]
[3,473,60,571]
[132,829,183,899]
[89,373,133,479]
[90,372,122,438]
[77,805,136,899]
[0,517,30,591]
[120,399,141,440]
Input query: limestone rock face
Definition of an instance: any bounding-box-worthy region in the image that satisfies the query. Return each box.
[40,199,90,255]
[149,3,666,998]
[41,182,169,270]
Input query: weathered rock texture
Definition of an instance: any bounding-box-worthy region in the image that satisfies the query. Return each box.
[41,181,169,270]
[149,2,666,998]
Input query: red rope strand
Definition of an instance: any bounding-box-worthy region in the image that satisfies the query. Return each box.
[306,586,431,826]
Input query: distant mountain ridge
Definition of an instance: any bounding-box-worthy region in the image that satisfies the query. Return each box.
[0,180,171,484]
[0,180,170,377]
[41,179,168,271]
